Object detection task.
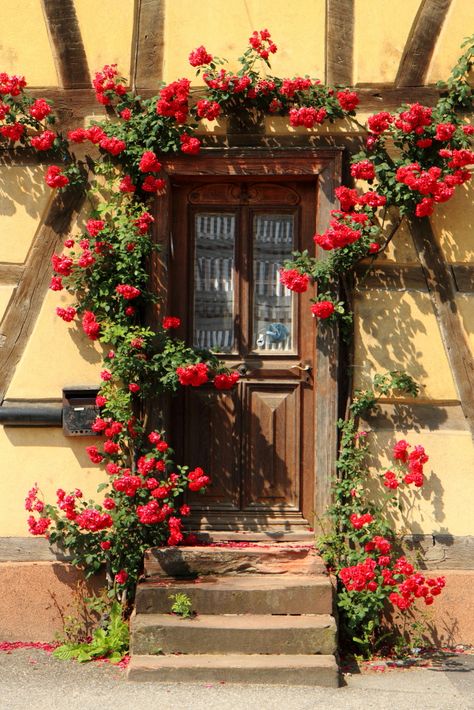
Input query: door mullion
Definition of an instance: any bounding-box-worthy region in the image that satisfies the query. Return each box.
[239,203,251,356]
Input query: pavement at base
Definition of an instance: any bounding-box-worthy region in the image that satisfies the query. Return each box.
[0,648,474,710]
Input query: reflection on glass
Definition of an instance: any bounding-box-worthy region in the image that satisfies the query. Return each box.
[194,212,235,352]
[253,214,295,352]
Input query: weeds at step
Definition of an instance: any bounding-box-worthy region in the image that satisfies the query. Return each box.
[53,589,129,663]
[169,592,195,619]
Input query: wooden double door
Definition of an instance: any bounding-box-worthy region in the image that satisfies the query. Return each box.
[170,179,317,529]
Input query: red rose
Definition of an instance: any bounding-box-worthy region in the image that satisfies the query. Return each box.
[142,175,165,193]
[0,123,25,141]
[119,175,136,192]
[139,150,162,173]
[311,301,335,319]
[176,363,209,386]
[29,98,52,120]
[415,197,434,218]
[99,136,126,155]
[86,125,106,144]
[279,268,309,293]
[115,569,128,585]
[68,128,88,143]
[337,90,359,112]
[162,316,181,329]
[214,372,240,390]
[435,123,456,141]
[30,130,56,151]
[189,45,213,67]
[350,160,375,181]
[45,165,69,189]
[86,219,105,237]
[180,134,201,154]
[115,284,141,299]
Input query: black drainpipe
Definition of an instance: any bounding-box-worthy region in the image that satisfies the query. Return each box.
[0,406,62,426]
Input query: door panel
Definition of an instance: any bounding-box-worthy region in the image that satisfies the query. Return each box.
[171,178,316,527]
[184,387,241,510]
[244,383,300,510]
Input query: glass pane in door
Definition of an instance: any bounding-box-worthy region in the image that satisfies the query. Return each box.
[252,213,295,352]
[194,212,236,352]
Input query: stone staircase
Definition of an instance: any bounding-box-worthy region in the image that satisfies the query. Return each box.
[127,540,339,687]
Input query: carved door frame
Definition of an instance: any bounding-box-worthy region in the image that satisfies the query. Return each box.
[151,148,342,529]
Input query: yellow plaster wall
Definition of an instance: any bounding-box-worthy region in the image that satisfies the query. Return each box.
[456,294,474,356]
[353,0,421,84]
[0,427,106,537]
[430,182,474,264]
[163,0,326,83]
[368,429,474,537]
[0,286,14,322]
[426,0,474,83]
[371,218,419,265]
[0,167,51,264]
[354,290,458,401]
[74,0,135,81]
[0,2,473,543]
[0,1,57,86]
[5,289,103,400]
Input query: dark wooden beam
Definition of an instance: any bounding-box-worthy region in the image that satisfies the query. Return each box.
[12,84,440,127]
[0,264,24,286]
[314,155,343,530]
[408,216,474,440]
[355,84,440,109]
[452,264,474,293]
[355,264,427,291]
[0,187,85,403]
[40,0,91,89]
[395,0,453,87]
[326,0,354,85]
[355,263,474,293]
[402,534,474,570]
[361,402,468,432]
[131,0,166,91]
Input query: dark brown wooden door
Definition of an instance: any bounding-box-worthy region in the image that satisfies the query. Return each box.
[170,179,316,529]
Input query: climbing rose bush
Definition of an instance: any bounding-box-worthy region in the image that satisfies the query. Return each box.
[0,31,465,609]
[25,426,208,596]
[329,433,445,651]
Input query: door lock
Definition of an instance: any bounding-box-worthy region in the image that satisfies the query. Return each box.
[237,364,248,376]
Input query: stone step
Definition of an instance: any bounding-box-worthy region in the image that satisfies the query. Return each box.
[144,543,325,578]
[127,653,340,687]
[188,530,316,543]
[130,613,337,656]
[135,574,333,615]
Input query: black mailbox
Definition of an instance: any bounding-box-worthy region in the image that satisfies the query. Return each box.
[62,387,100,436]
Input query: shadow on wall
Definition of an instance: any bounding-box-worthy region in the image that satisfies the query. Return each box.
[433,182,474,263]
[366,430,446,535]
[355,289,430,396]
[3,426,100,468]
[362,403,450,433]
[0,164,48,219]
[68,324,104,366]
